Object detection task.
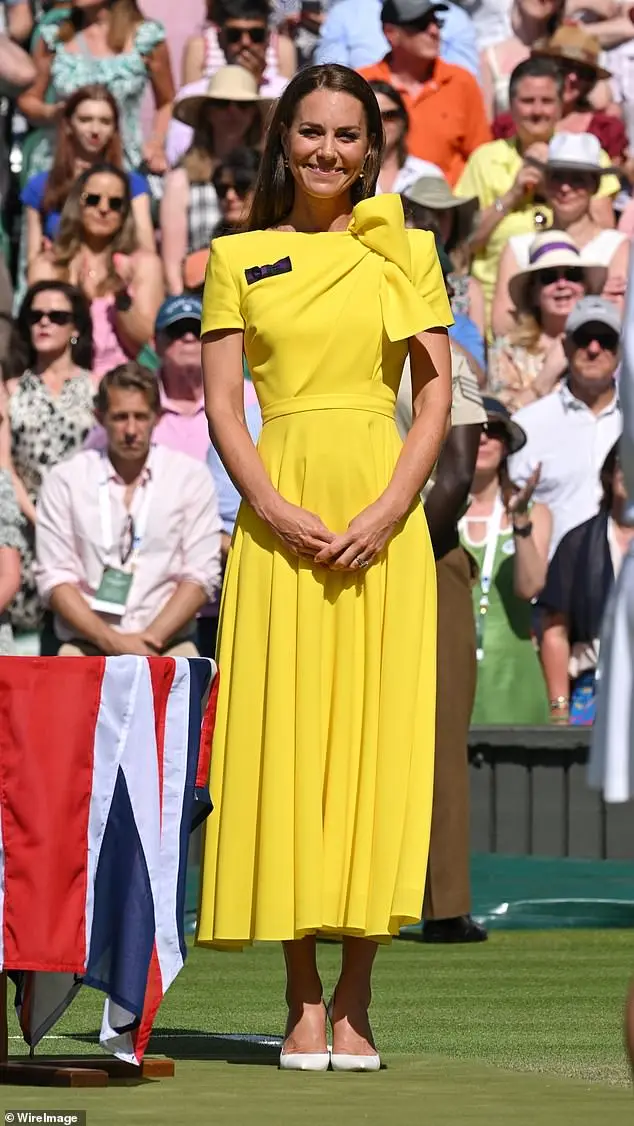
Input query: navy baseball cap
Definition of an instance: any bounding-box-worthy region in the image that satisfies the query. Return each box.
[155,295,202,333]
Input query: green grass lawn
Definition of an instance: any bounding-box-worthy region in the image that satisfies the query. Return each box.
[2,931,633,1124]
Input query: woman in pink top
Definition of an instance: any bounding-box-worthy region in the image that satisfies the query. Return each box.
[29,162,164,382]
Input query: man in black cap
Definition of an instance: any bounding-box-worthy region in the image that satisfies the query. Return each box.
[359,0,490,185]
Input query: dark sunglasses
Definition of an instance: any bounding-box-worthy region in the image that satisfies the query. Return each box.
[162,319,201,341]
[215,179,253,200]
[483,420,509,443]
[547,169,596,190]
[27,309,73,326]
[211,98,253,111]
[224,25,267,44]
[572,327,620,351]
[81,192,125,213]
[403,12,441,31]
[537,266,584,286]
[381,108,405,122]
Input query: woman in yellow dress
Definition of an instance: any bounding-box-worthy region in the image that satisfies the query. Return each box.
[199,63,452,1072]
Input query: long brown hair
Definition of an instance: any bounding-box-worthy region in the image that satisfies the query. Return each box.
[42,85,123,216]
[246,64,383,232]
[59,0,143,52]
[53,163,137,298]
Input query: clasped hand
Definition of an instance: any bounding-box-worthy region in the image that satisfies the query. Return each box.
[269,497,400,571]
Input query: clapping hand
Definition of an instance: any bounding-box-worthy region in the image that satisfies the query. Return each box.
[603,275,627,301]
[501,463,541,520]
[113,252,135,287]
[142,138,168,175]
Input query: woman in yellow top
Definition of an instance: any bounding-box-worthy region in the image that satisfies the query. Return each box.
[199,63,452,1073]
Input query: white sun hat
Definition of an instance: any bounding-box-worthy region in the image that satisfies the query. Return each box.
[533,132,617,177]
[508,230,607,311]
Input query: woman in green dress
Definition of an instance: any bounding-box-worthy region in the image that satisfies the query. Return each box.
[459,397,551,725]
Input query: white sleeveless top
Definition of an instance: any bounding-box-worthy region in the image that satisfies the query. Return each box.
[509,229,628,269]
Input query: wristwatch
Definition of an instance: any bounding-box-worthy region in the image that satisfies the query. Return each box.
[114,288,133,312]
[493,197,506,214]
[512,521,533,538]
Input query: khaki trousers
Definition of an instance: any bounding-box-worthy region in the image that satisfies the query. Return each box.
[58,640,200,657]
[423,545,476,921]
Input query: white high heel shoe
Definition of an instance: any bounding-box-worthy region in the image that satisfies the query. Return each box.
[327,999,381,1073]
[279,1049,330,1071]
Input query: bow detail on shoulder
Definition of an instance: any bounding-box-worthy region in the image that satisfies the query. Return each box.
[348,194,431,343]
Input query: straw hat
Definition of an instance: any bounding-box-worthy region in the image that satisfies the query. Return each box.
[533,131,617,177]
[508,230,607,310]
[402,176,479,245]
[531,26,611,81]
[173,66,264,128]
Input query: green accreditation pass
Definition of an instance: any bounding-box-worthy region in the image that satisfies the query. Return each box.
[90,567,134,617]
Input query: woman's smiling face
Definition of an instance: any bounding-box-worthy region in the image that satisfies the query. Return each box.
[283,88,369,202]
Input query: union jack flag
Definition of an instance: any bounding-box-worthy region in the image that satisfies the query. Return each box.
[0,655,217,1064]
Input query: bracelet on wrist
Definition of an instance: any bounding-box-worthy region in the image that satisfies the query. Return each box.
[549,696,569,710]
[512,520,533,538]
[493,196,506,215]
[114,288,133,312]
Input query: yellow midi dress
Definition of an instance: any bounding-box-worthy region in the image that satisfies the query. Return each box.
[197,194,452,947]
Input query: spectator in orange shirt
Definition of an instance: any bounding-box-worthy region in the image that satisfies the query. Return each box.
[359,0,491,186]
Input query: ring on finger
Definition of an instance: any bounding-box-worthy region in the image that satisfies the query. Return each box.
[355,556,370,569]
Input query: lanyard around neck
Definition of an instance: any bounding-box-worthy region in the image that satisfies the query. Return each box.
[98,448,155,566]
[474,495,504,663]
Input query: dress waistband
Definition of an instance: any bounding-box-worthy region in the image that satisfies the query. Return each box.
[261,393,396,424]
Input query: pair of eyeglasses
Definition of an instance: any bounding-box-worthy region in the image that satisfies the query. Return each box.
[211,98,253,111]
[572,328,620,352]
[381,108,404,122]
[224,25,267,44]
[81,192,125,213]
[27,309,73,326]
[403,13,442,31]
[547,170,596,190]
[483,421,508,443]
[162,319,201,341]
[537,266,584,286]
[214,180,253,200]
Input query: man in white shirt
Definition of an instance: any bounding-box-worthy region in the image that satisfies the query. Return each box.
[35,362,222,657]
[509,296,623,557]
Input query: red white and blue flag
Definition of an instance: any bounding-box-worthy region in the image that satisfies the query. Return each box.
[0,654,217,1064]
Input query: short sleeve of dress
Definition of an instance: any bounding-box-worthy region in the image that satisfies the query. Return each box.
[407,229,453,328]
[21,172,48,211]
[202,239,245,335]
[134,19,166,56]
[39,23,60,51]
[128,170,150,198]
[0,470,22,551]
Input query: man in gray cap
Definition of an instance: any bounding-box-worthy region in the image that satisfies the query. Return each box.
[358,0,490,183]
[509,296,622,557]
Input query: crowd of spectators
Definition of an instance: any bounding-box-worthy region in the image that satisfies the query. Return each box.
[0,0,632,730]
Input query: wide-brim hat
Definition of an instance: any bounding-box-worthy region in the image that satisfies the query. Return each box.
[508,230,607,311]
[402,176,479,245]
[531,130,618,178]
[482,396,527,455]
[531,26,611,81]
[173,66,265,129]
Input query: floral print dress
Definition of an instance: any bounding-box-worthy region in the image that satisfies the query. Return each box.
[0,469,21,654]
[28,20,166,175]
[9,370,95,632]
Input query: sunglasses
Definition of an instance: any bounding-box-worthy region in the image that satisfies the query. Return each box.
[162,319,201,341]
[403,13,441,31]
[224,25,267,44]
[381,108,404,122]
[27,309,73,326]
[547,169,596,190]
[211,98,253,111]
[483,420,508,443]
[215,179,253,200]
[572,328,620,351]
[81,192,125,213]
[537,266,584,286]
